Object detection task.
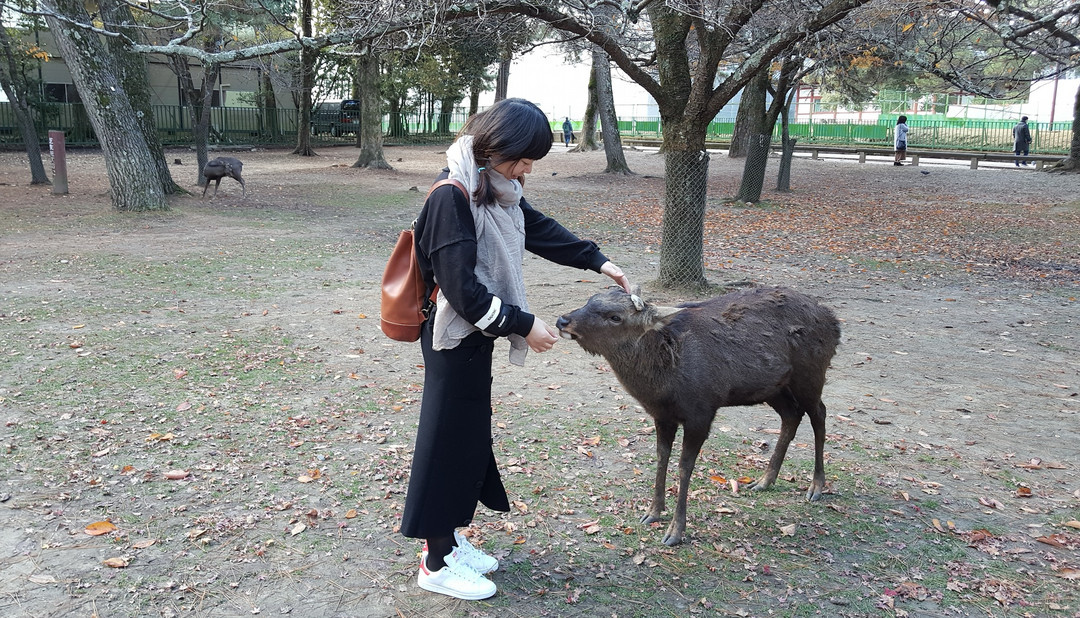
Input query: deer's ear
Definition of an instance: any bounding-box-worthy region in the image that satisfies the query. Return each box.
[630,294,645,311]
[651,305,683,325]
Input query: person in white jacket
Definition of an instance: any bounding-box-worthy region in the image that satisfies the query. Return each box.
[893,115,909,166]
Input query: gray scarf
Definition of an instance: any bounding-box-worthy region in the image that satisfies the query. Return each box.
[432,136,530,365]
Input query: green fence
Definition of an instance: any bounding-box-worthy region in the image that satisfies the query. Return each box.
[0,102,1071,154]
[620,115,1071,154]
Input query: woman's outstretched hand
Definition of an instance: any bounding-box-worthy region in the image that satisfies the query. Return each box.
[525,317,559,353]
[600,261,632,293]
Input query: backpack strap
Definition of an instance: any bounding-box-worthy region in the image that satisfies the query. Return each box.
[415,178,469,316]
[425,178,468,202]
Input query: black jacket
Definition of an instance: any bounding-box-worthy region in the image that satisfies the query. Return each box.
[414,171,609,338]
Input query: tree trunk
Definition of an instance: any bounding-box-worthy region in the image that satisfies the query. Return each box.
[495,57,510,102]
[573,51,601,152]
[739,60,801,200]
[776,88,798,192]
[729,69,769,158]
[388,98,406,137]
[100,0,179,195]
[468,87,480,117]
[292,0,316,156]
[261,68,280,140]
[0,24,49,184]
[594,49,631,174]
[353,52,391,170]
[776,136,796,191]
[437,96,458,134]
[172,58,220,188]
[736,134,771,203]
[42,0,166,211]
[1068,82,1080,169]
[659,148,709,288]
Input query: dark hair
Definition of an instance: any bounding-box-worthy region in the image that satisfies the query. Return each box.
[1021,116,1028,122]
[897,115,908,124]
[462,98,553,205]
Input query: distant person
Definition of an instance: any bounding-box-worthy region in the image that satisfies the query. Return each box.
[562,117,574,147]
[893,115,909,166]
[1013,116,1032,166]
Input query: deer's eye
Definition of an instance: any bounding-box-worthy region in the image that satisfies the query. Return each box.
[608,314,622,324]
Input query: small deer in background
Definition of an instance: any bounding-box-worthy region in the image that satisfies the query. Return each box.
[202,157,245,198]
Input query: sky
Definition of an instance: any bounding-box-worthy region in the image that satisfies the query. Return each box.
[476,47,659,123]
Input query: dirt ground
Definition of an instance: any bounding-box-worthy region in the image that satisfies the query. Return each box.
[1,143,1078,617]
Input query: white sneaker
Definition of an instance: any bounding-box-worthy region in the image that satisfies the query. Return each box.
[421,531,499,574]
[417,551,496,600]
[453,530,499,574]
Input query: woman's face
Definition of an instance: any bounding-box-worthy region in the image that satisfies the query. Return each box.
[493,158,534,180]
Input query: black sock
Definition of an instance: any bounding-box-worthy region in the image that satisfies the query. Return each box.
[425,535,453,571]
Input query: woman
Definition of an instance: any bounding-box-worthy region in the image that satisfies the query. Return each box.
[894,115,909,166]
[402,98,632,601]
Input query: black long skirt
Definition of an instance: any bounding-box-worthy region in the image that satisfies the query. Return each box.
[399,319,510,539]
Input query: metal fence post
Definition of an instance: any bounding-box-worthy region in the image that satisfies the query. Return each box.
[48,130,69,195]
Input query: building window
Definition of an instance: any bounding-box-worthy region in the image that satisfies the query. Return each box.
[43,83,81,103]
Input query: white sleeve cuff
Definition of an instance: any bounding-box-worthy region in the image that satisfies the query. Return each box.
[474,296,503,330]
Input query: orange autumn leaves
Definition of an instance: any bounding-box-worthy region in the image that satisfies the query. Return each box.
[83,521,155,569]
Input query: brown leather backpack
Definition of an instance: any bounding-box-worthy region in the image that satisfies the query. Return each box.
[379,179,467,341]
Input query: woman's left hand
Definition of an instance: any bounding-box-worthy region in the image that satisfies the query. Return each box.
[600,261,632,293]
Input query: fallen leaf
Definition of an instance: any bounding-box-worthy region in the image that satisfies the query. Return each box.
[290,523,306,536]
[1063,520,1080,530]
[131,539,157,549]
[978,496,1004,509]
[345,509,357,519]
[1016,487,1032,498]
[1057,568,1080,580]
[85,520,117,536]
[779,523,796,537]
[27,573,57,584]
[102,557,129,568]
[577,519,600,530]
[164,469,189,480]
[1037,534,1068,548]
[584,524,601,535]
[176,401,191,412]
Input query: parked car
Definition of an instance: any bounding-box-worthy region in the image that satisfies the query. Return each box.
[312,99,360,136]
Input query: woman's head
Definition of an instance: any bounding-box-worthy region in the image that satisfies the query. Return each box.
[897,115,908,124]
[464,98,553,171]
